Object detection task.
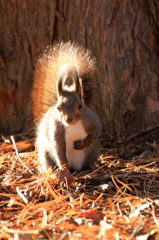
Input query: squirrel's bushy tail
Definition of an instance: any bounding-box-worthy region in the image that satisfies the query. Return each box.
[32,42,96,123]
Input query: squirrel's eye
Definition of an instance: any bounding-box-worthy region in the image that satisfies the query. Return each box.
[57,106,60,111]
[78,103,82,109]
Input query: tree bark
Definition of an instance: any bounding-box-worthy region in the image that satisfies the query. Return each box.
[0,0,159,137]
[0,0,56,134]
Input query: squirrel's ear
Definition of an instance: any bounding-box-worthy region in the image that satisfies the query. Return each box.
[74,77,80,94]
[57,77,63,96]
[78,78,84,102]
[58,65,67,96]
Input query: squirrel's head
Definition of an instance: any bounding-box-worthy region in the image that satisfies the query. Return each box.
[57,65,84,126]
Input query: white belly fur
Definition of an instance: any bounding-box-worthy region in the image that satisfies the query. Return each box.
[65,120,87,171]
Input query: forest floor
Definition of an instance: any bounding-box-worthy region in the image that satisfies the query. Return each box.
[0,130,159,240]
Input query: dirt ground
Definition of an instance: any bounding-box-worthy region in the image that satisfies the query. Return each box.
[0,129,159,239]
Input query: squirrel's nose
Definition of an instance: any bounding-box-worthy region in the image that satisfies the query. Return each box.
[66,117,73,124]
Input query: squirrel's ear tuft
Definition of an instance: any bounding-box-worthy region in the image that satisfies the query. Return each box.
[78,78,84,102]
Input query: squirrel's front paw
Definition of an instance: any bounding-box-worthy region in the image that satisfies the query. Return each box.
[74,139,85,150]
[74,134,93,150]
[57,166,74,187]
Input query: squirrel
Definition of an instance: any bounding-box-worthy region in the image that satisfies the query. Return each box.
[32,42,101,177]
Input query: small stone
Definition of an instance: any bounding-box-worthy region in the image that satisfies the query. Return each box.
[75,218,84,225]
[154,199,159,207]
[97,182,114,192]
[139,150,155,159]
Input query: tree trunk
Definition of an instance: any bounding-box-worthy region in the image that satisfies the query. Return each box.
[0,0,56,134]
[0,0,159,137]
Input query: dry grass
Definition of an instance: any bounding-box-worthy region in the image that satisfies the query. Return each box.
[0,132,159,240]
